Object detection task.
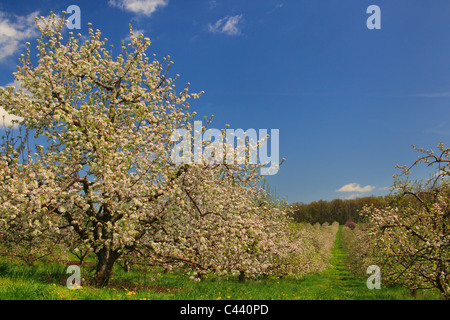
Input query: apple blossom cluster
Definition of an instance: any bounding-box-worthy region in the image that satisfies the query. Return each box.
[170,121,281,175]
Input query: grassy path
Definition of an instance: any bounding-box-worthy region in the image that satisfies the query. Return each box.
[297,225,441,300]
[293,225,371,299]
[320,225,366,292]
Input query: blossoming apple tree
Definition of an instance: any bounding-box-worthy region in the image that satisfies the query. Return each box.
[0,14,205,286]
[0,14,299,286]
[363,143,449,299]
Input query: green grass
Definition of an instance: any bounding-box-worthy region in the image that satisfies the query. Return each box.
[293,226,441,300]
[0,227,444,300]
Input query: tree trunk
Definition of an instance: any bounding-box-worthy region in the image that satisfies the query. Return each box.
[239,271,245,283]
[93,248,120,287]
[123,260,131,273]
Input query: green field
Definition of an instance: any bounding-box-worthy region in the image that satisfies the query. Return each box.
[0,226,443,300]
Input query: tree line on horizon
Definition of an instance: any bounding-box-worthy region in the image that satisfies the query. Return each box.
[289,196,388,225]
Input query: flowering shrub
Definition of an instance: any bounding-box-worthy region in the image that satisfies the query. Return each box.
[344,220,356,230]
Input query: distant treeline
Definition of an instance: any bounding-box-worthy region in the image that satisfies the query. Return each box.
[289,196,387,225]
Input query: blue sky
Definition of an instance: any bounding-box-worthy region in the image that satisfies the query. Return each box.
[0,0,449,203]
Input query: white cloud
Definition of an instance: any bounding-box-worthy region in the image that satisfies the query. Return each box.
[0,107,22,127]
[109,0,168,16]
[5,80,32,95]
[378,186,390,191]
[123,28,145,41]
[0,10,39,62]
[341,193,363,200]
[0,80,26,127]
[208,14,243,36]
[336,183,376,193]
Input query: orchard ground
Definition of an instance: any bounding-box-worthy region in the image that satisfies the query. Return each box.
[0,226,443,300]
